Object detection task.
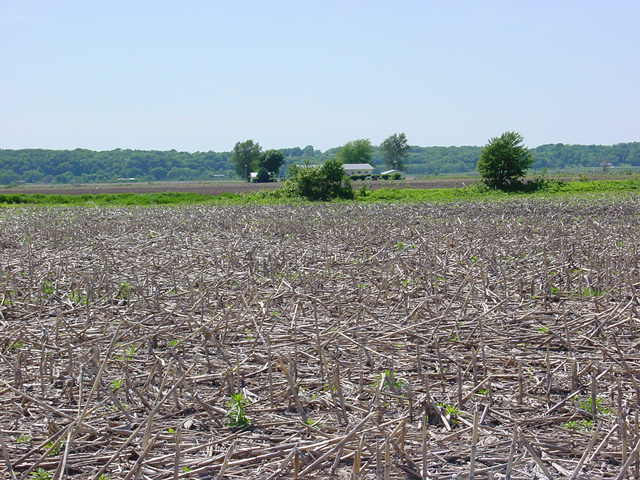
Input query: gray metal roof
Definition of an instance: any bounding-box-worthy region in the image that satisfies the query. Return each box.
[343,163,373,169]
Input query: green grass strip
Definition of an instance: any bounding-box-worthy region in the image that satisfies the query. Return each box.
[1,178,639,207]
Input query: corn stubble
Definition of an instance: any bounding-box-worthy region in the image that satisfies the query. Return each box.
[1,197,640,479]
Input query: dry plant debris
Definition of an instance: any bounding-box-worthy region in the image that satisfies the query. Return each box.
[1,197,640,479]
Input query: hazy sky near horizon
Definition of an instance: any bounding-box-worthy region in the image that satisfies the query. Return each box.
[2,1,639,152]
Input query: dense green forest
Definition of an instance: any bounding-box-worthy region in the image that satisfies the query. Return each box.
[1,142,639,184]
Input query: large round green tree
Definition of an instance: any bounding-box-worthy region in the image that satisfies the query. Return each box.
[380,133,409,171]
[231,140,262,181]
[336,139,373,165]
[478,131,533,189]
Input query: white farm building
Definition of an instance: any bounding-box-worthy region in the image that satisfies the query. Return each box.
[343,163,374,176]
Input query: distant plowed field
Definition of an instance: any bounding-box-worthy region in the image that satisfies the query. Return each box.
[2,197,640,478]
[0,179,478,195]
[0,175,631,196]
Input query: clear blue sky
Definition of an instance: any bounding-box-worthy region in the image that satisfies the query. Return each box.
[2,1,639,152]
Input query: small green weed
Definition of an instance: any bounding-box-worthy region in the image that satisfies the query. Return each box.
[394,241,413,251]
[437,402,462,424]
[110,378,124,392]
[577,396,611,414]
[69,290,89,305]
[43,440,63,456]
[579,287,604,297]
[476,389,489,396]
[378,369,406,392]
[438,403,462,417]
[226,393,251,428]
[41,281,55,295]
[124,344,138,359]
[29,469,53,480]
[562,419,594,431]
[8,340,25,351]
[115,343,139,361]
[537,325,550,334]
[16,434,32,443]
[181,466,193,473]
[116,282,134,299]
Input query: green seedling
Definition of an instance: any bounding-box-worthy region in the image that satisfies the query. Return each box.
[437,403,462,424]
[167,339,181,348]
[321,383,337,393]
[69,290,89,305]
[116,343,139,362]
[0,291,14,306]
[537,325,550,334]
[8,340,25,351]
[226,393,251,428]
[438,403,462,417]
[378,369,406,392]
[41,280,55,295]
[43,440,63,456]
[125,344,138,359]
[116,282,134,299]
[110,378,124,392]
[29,469,53,480]
[167,427,176,434]
[577,396,611,415]
[181,466,193,473]
[476,389,489,396]
[562,419,594,431]
[16,434,32,444]
[579,287,604,297]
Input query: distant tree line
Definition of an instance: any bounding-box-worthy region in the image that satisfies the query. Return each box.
[1,142,639,185]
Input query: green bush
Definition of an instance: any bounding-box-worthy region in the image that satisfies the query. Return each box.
[281,159,354,201]
[254,167,272,183]
[478,131,533,190]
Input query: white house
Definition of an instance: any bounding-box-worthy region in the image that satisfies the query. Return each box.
[343,163,374,176]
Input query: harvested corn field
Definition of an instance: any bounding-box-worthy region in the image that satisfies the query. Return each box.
[1,197,640,479]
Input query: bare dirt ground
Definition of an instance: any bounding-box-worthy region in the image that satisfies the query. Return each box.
[1,197,640,478]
